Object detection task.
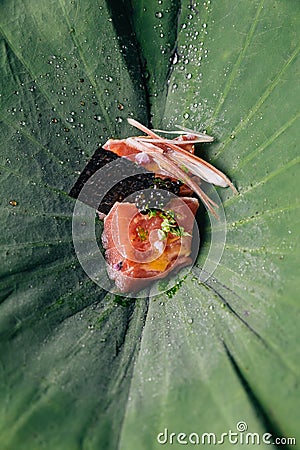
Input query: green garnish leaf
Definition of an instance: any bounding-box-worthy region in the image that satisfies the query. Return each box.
[137,226,148,241]
[147,209,158,218]
[147,209,192,239]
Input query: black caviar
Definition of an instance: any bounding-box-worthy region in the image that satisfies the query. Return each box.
[70,148,183,215]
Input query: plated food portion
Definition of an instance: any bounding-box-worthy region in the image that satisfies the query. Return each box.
[103,118,236,218]
[71,119,235,294]
[102,196,199,293]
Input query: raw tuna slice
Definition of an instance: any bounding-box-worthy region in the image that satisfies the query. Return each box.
[102,197,199,293]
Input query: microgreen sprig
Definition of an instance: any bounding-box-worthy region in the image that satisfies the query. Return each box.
[146,208,191,240]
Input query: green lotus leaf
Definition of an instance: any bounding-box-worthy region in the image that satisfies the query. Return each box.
[0,1,299,449]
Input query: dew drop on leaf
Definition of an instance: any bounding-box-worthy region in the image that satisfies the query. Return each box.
[172,52,178,65]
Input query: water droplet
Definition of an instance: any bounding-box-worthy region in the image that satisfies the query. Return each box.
[80,101,85,106]
[187,318,193,324]
[155,12,163,18]
[186,73,192,79]
[202,23,207,28]
[51,118,58,123]
[93,115,101,122]
[230,134,235,139]
[117,103,124,111]
[183,113,190,119]
[9,200,18,207]
[172,52,178,65]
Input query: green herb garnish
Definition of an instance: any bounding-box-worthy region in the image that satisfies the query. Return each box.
[147,208,191,240]
[147,209,157,218]
[137,226,148,241]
